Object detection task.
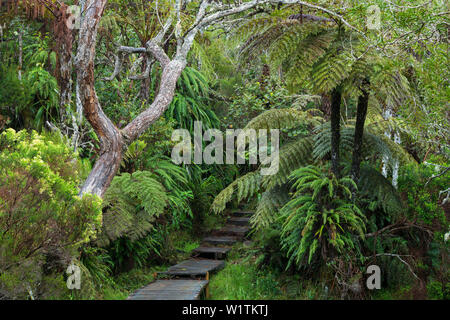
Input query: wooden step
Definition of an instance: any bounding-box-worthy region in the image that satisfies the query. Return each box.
[202,236,239,246]
[212,224,250,238]
[128,280,209,300]
[159,259,225,278]
[231,210,254,217]
[192,246,231,259]
[228,216,251,226]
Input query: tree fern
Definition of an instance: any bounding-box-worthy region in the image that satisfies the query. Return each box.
[358,164,403,218]
[251,185,291,230]
[98,171,168,246]
[244,107,322,132]
[211,171,261,214]
[279,165,367,267]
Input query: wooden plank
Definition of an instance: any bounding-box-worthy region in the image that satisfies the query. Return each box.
[128,280,209,300]
[192,246,231,259]
[159,259,225,277]
[227,216,251,226]
[202,236,238,246]
[192,246,231,254]
[232,210,254,217]
[213,224,250,237]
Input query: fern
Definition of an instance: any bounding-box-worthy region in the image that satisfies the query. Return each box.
[279,165,367,267]
[251,185,291,229]
[98,171,168,246]
[262,136,314,190]
[358,164,403,217]
[244,108,322,131]
[211,171,261,214]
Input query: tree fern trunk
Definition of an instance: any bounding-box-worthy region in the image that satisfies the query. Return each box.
[330,87,342,177]
[351,80,370,182]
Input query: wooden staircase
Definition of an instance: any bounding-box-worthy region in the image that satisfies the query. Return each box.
[127,210,252,300]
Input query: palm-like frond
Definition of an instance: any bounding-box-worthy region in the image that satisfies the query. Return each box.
[99,171,168,246]
[244,108,322,131]
[210,171,261,214]
[251,184,291,230]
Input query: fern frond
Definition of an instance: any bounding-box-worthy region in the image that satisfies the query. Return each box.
[244,108,322,131]
[98,171,168,246]
[210,171,262,214]
[358,164,403,217]
[262,136,315,190]
[251,185,291,230]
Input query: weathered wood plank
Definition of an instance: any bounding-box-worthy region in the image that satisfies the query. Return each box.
[192,246,231,259]
[232,210,254,217]
[202,236,238,246]
[213,224,250,237]
[159,259,225,277]
[227,216,251,226]
[128,280,209,300]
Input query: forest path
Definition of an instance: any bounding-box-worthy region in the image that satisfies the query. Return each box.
[127,210,253,300]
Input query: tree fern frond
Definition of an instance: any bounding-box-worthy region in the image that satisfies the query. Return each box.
[262,136,314,190]
[98,171,168,246]
[210,171,262,214]
[358,164,403,217]
[251,185,291,229]
[244,108,322,131]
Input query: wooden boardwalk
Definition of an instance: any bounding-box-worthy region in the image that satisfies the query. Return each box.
[159,259,225,277]
[128,280,209,300]
[127,210,252,300]
[228,216,251,226]
[192,246,231,259]
[202,235,239,246]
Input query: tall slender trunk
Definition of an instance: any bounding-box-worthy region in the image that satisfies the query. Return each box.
[55,4,74,121]
[330,87,342,177]
[350,80,370,182]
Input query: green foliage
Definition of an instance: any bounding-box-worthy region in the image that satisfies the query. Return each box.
[167,67,220,132]
[208,260,283,300]
[398,159,448,225]
[427,279,450,300]
[0,129,102,299]
[211,171,261,214]
[280,165,367,268]
[227,79,295,128]
[0,25,60,131]
[358,164,403,217]
[25,64,59,128]
[100,170,168,245]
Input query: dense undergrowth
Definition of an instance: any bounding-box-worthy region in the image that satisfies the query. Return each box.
[1,1,449,300]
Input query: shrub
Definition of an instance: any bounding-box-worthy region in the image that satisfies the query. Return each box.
[398,158,448,226]
[0,129,102,299]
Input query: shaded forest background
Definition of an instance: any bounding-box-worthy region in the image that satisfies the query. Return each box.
[0,0,448,300]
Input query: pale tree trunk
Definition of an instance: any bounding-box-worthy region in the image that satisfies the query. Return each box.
[381,104,401,188]
[75,0,124,197]
[55,4,74,122]
[75,0,185,197]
